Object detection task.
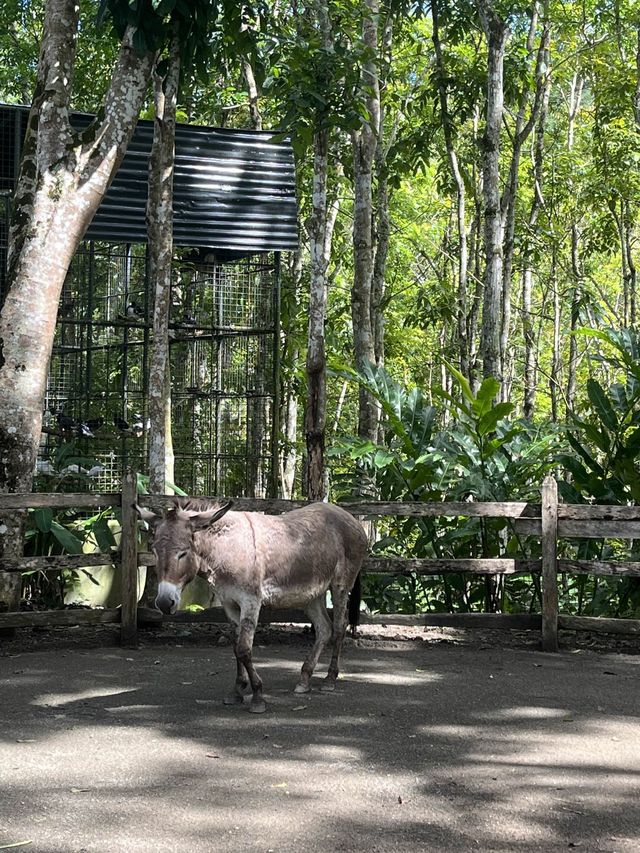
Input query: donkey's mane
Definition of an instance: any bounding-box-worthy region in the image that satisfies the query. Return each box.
[173,497,221,514]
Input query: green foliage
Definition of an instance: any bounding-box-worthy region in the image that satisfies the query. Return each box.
[551,327,640,617]
[23,504,119,610]
[99,0,266,84]
[136,472,187,496]
[22,442,120,609]
[560,328,640,505]
[331,362,560,614]
[261,11,371,155]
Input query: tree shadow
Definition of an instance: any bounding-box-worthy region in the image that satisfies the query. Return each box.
[1,636,640,851]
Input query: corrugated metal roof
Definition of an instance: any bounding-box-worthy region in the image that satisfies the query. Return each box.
[0,104,298,253]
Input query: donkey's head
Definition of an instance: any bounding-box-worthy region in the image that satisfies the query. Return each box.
[135,502,233,614]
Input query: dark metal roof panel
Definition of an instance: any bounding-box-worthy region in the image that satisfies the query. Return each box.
[0,104,299,252]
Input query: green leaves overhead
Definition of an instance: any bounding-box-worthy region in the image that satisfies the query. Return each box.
[98,0,266,82]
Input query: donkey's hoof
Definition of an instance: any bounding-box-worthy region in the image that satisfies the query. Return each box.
[249,698,267,714]
[294,682,311,694]
[223,694,244,706]
[320,679,336,693]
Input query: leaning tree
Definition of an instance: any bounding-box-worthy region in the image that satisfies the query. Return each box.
[0,0,247,608]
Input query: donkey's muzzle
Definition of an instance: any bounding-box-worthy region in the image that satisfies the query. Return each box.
[155,581,181,615]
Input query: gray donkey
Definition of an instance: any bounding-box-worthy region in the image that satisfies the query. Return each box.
[136,500,368,713]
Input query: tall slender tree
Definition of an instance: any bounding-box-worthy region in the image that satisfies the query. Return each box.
[147,26,181,496]
[478,0,509,387]
[351,0,381,442]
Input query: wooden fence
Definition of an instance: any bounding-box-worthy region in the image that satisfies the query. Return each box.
[1,472,640,650]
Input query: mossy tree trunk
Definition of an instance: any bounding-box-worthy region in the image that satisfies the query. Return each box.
[0,0,154,608]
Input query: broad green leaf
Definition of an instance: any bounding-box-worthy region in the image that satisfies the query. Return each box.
[473,378,501,417]
[444,360,474,404]
[374,449,396,468]
[432,386,472,417]
[32,507,53,533]
[558,454,590,484]
[566,432,606,478]
[92,518,116,552]
[623,427,640,457]
[477,403,514,436]
[609,382,628,412]
[572,418,611,453]
[586,379,618,432]
[50,522,85,555]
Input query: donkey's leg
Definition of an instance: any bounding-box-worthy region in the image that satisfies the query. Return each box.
[294,596,332,694]
[322,583,351,692]
[235,606,266,714]
[222,603,250,706]
[223,655,251,706]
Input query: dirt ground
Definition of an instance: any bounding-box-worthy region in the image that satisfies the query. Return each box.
[1,623,640,853]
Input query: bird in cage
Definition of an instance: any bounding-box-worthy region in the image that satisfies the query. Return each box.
[75,421,95,438]
[171,284,184,308]
[86,417,105,432]
[113,413,131,434]
[117,302,145,322]
[56,411,78,440]
[126,302,145,318]
[181,311,197,327]
[131,413,150,438]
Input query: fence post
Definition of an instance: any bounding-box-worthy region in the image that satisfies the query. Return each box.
[541,475,559,652]
[120,469,138,648]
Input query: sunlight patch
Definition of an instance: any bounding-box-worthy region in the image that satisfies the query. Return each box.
[346,670,441,686]
[32,686,139,707]
[474,706,571,721]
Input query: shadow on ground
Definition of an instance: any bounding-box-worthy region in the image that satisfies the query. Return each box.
[1,626,640,852]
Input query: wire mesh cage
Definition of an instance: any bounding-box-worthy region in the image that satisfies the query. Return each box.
[30,241,280,497]
[0,104,295,499]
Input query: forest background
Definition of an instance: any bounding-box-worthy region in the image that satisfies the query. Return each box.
[1,0,640,619]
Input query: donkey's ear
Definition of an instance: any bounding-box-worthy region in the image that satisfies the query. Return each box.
[188,501,233,531]
[134,504,162,528]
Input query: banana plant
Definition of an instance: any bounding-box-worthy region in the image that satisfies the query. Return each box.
[562,328,640,505]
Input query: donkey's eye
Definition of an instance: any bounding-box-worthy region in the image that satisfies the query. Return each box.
[177,551,188,561]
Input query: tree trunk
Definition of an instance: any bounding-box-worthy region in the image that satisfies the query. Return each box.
[550,249,561,422]
[242,56,262,131]
[0,1,153,600]
[565,74,583,418]
[351,0,380,442]
[305,127,329,502]
[304,0,336,501]
[467,107,483,388]
[500,7,549,402]
[372,157,389,370]
[147,30,180,495]
[371,14,394,374]
[625,200,636,325]
[281,252,303,498]
[567,223,582,418]
[432,0,469,377]
[522,13,551,418]
[478,2,509,386]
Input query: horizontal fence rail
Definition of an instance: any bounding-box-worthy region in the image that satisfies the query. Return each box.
[2,474,640,649]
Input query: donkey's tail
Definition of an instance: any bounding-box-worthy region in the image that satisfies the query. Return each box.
[348,572,362,632]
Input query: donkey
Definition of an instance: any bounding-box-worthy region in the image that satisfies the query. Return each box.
[135,500,368,713]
